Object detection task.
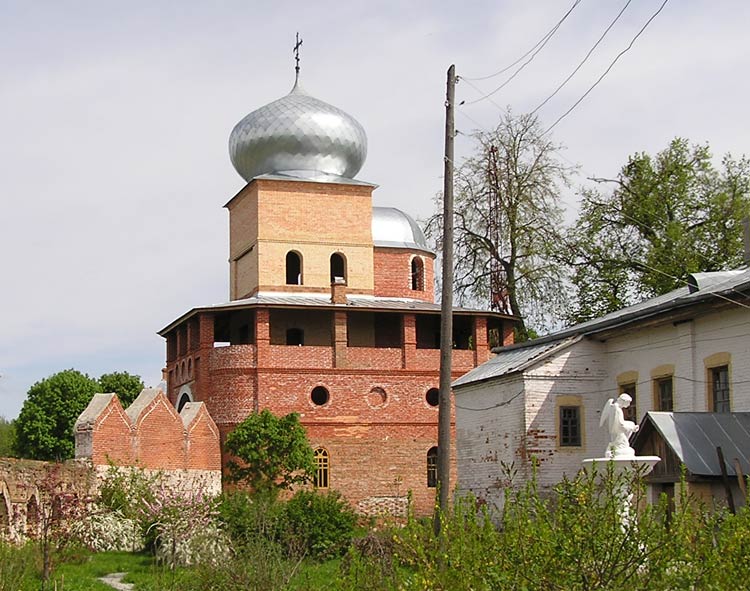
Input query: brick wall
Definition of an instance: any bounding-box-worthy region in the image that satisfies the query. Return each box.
[0,458,94,543]
[227,179,376,298]
[75,389,221,473]
[373,249,435,301]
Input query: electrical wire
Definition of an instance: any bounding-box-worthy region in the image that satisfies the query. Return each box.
[543,0,670,135]
[461,1,583,106]
[461,0,583,82]
[530,0,633,116]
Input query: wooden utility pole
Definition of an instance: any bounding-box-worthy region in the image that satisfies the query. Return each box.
[437,64,456,522]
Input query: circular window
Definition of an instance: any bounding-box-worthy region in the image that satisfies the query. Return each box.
[367,386,387,408]
[311,386,330,406]
[426,388,439,407]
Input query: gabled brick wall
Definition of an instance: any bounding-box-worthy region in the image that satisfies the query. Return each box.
[75,389,221,472]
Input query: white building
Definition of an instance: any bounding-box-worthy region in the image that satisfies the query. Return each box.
[454,270,750,509]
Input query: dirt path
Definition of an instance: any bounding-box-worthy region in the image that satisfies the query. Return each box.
[98,572,135,590]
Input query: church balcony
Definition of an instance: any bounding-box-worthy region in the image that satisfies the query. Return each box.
[209,344,257,371]
[414,348,476,371]
[267,345,334,369]
[346,346,403,369]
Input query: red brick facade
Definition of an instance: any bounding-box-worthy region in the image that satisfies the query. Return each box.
[159,176,516,515]
[74,389,221,472]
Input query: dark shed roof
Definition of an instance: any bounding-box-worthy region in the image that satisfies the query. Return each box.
[633,412,750,477]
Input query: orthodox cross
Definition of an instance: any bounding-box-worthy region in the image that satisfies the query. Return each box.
[293,32,303,83]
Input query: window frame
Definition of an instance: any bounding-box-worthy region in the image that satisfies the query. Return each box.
[705,353,731,413]
[556,394,584,449]
[711,365,731,412]
[559,406,582,447]
[654,376,674,411]
[313,447,329,489]
[426,446,438,488]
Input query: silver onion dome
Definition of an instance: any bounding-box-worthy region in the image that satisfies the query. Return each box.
[229,82,368,182]
[372,207,433,254]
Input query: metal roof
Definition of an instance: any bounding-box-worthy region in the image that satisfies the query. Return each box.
[454,269,750,389]
[453,336,580,387]
[634,412,750,477]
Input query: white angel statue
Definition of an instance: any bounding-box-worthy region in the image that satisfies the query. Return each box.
[599,393,639,458]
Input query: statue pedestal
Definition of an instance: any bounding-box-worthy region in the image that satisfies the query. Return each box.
[582,455,661,530]
[582,455,660,476]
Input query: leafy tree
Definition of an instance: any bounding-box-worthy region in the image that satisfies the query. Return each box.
[0,416,15,457]
[425,109,573,339]
[14,369,100,460]
[225,410,315,495]
[568,138,750,321]
[98,371,144,407]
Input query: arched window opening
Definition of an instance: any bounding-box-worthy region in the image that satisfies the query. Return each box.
[0,492,9,537]
[286,328,304,346]
[427,447,438,488]
[314,448,329,489]
[411,257,424,291]
[426,388,439,407]
[286,251,302,285]
[26,497,39,537]
[177,392,192,412]
[311,386,330,406]
[330,253,346,283]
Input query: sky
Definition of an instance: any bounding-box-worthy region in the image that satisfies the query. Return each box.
[2,0,750,420]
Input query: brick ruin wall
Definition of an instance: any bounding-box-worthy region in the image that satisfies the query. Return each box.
[0,389,222,542]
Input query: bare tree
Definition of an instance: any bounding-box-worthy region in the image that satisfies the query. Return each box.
[425,110,574,339]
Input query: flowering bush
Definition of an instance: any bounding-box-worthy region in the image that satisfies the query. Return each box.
[70,509,143,553]
[140,483,230,568]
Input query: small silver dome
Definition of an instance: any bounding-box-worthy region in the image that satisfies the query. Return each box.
[372,207,433,254]
[229,82,367,182]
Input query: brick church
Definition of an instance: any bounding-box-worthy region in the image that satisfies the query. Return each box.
[158,69,516,514]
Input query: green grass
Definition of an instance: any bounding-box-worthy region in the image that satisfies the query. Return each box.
[52,552,161,591]
[287,558,341,590]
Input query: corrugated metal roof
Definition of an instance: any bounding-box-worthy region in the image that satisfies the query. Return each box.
[454,268,750,389]
[453,336,580,387]
[635,412,750,477]
[203,294,487,313]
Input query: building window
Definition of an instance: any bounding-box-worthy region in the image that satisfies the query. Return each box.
[620,382,637,423]
[314,448,329,489]
[711,365,730,412]
[425,388,439,407]
[411,257,424,291]
[286,251,302,285]
[560,406,581,447]
[311,385,330,406]
[286,328,304,346]
[427,446,438,488]
[330,253,346,283]
[655,377,673,411]
[177,392,192,412]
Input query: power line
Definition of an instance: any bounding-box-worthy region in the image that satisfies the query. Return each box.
[461,0,583,82]
[530,0,633,116]
[543,0,670,135]
[461,0,583,106]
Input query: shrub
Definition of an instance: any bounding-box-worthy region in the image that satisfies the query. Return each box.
[70,510,143,552]
[218,489,285,546]
[0,541,37,591]
[281,489,357,560]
